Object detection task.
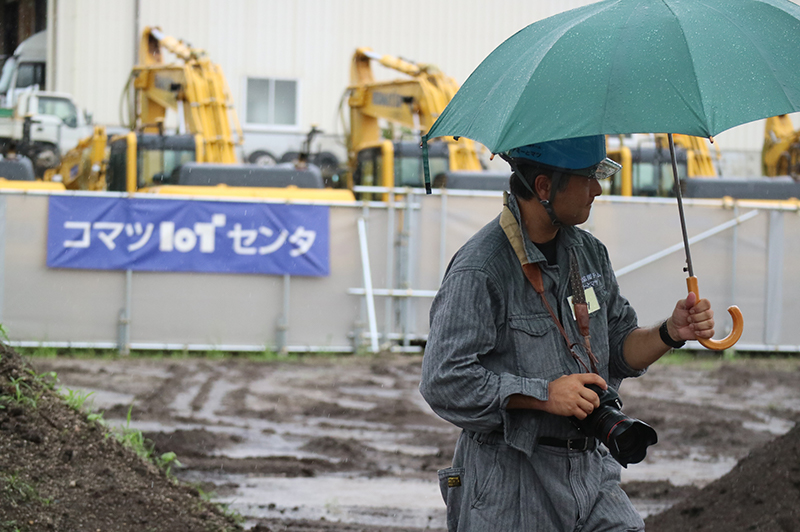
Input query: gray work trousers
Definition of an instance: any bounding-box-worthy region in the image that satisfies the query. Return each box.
[438,431,645,531]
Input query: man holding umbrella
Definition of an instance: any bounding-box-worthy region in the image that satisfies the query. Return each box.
[420,135,716,531]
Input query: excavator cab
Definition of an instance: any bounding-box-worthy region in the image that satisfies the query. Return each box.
[106,133,198,192]
[606,141,689,197]
[353,140,449,190]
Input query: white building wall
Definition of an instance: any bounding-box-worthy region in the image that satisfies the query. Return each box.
[51,0,796,168]
[53,0,136,126]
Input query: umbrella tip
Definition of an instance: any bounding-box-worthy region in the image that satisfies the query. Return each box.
[490,153,496,161]
[709,136,715,144]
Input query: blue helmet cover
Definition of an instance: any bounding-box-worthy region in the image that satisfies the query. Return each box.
[508,135,619,178]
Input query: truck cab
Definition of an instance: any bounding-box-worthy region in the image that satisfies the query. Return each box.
[0,89,93,176]
[0,31,46,108]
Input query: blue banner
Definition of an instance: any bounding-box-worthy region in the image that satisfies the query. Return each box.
[47,196,330,276]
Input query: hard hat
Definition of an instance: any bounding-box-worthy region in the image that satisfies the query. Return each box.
[508,135,621,179]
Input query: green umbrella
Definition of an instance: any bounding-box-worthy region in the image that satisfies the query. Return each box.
[423,0,800,350]
[425,0,800,153]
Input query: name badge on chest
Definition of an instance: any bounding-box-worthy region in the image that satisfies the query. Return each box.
[567,287,600,320]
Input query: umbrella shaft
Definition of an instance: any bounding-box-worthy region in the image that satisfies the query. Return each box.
[668,134,694,277]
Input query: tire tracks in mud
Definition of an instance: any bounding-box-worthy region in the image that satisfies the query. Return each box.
[32,354,800,531]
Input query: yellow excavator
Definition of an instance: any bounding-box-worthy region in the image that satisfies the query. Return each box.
[128,26,242,166]
[343,48,485,197]
[762,114,800,179]
[47,28,352,201]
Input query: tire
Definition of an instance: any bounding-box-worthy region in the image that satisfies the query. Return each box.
[312,152,340,179]
[279,151,300,164]
[29,144,60,178]
[247,150,278,166]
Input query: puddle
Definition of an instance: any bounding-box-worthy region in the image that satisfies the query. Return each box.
[621,450,738,487]
[742,412,795,435]
[338,386,405,399]
[332,398,378,410]
[194,470,677,528]
[633,500,674,520]
[190,473,447,529]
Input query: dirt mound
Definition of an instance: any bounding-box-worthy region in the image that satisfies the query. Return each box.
[645,422,800,531]
[0,344,242,532]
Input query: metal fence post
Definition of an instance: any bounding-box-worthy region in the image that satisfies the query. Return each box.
[118,269,132,356]
[275,274,290,356]
[439,189,448,286]
[384,190,396,350]
[729,204,739,335]
[764,210,784,346]
[405,190,419,350]
[0,197,6,326]
[357,217,379,353]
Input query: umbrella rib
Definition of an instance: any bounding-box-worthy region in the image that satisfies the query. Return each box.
[601,4,641,134]
[659,0,709,133]
[495,0,624,150]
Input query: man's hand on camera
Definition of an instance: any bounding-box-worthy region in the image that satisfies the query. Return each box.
[542,373,607,419]
[669,291,715,341]
[506,374,606,416]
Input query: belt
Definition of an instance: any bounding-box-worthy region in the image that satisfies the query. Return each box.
[538,436,596,452]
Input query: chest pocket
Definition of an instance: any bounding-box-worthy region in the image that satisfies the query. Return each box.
[507,314,567,380]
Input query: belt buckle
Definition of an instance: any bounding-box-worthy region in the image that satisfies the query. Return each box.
[567,438,589,451]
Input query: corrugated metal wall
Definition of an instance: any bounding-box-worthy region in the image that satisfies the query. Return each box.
[52,0,797,154]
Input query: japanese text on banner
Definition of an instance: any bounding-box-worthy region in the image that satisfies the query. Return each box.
[47,196,330,277]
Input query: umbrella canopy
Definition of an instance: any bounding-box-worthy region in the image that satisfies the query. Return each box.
[425,0,800,153]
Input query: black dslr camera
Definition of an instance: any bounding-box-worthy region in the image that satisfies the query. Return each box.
[572,385,657,467]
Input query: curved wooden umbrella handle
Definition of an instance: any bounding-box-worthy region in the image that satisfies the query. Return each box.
[686,276,744,350]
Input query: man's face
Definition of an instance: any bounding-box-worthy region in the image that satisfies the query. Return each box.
[550,174,603,226]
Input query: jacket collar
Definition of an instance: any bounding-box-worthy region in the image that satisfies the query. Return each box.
[502,192,582,266]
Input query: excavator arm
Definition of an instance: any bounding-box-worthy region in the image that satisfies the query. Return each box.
[131,27,243,164]
[763,114,800,178]
[656,133,718,178]
[346,47,481,190]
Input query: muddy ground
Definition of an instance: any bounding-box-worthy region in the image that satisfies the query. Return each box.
[16,351,800,531]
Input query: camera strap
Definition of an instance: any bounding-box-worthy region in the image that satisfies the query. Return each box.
[522,262,598,374]
[568,250,601,373]
[500,197,599,374]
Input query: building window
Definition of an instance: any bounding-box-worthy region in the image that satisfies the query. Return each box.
[245,77,298,127]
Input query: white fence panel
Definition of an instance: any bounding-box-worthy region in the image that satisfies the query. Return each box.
[0,190,797,353]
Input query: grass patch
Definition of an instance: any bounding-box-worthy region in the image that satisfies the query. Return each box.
[60,388,95,412]
[111,406,183,480]
[1,472,52,508]
[0,369,55,410]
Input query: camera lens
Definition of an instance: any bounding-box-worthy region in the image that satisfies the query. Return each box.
[572,385,658,467]
[614,426,639,455]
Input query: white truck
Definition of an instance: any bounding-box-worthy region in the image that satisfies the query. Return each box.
[0,31,46,108]
[1,31,91,177]
[0,89,93,177]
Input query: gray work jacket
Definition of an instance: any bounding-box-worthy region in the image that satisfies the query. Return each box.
[420,194,644,455]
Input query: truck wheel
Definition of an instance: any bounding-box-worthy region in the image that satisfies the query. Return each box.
[280,151,300,163]
[247,150,278,166]
[312,152,340,178]
[29,146,60,178]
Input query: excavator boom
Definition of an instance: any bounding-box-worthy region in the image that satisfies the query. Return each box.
[132,26,243,164]
[346,47,482,192]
